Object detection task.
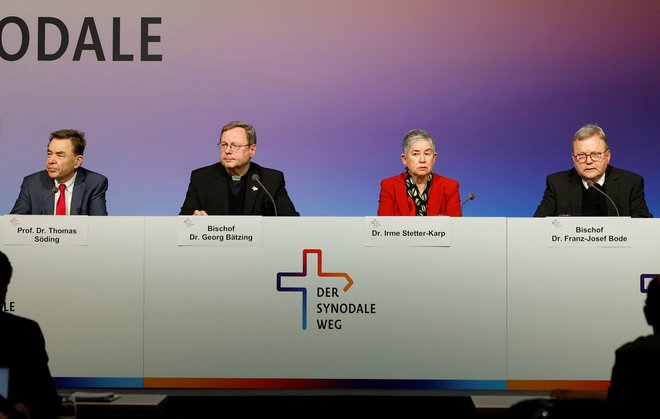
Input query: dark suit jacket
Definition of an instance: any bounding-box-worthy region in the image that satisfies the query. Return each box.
[607,334,660,418]
[179,162,299,216]
[0,312,62,418]
[10,167,108,215]
[378,172,462,216]
[534,166,652,218]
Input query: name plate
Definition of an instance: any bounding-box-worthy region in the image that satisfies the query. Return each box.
[365,216,451,247]
[545,217,632,247]
[177,216,262,246]
[3,215,89,246]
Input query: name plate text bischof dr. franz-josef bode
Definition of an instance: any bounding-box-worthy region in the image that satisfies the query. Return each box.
[177,216,262,246]
[3,215,89,246]
[545,217,632,247]
[365,216,451,247]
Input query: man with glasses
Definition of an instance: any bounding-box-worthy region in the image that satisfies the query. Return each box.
[179,121,299,216]
[534,124,652,217]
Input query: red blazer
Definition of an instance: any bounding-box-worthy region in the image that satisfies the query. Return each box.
[378,172,461,216]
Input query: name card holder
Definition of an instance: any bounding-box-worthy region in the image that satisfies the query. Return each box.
[177,216,262,246]
[365,216,451,247]
[3,215,89,246]
[544,216,632,247]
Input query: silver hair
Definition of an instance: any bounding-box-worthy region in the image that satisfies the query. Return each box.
[572,124,608,148]
[402,129,436,154]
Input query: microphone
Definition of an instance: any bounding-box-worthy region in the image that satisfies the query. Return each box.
[586,181,620,216]
[461,193,475,209]
[41,186,59,215]
[251,174,278,216]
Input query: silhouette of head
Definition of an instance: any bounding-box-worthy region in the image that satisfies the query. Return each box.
[0,250,12,305]
[643,276,660,330]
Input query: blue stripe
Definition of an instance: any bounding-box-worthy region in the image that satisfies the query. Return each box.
[54,377,143,388]
[330,379,506,391]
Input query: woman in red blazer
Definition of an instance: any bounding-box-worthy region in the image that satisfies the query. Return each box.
[378,129,461,216]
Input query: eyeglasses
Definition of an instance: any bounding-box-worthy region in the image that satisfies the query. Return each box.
[573,150,608,163]
[218,142,250,152]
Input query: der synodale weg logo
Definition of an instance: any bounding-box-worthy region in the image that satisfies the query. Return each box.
[276,249,376,330]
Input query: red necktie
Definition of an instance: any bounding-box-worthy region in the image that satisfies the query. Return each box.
[56,184,66,215]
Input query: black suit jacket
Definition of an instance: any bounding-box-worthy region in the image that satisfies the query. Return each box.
[607,334,660,418]
[534,166,652,217]
[0,312,61,418]
[179,162,299,216]
[10,167,108,215]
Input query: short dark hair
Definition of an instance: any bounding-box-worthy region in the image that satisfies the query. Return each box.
[50,129,86,155]
[0,250,12,286]
[645,276,660,326]
[220,121,257,145]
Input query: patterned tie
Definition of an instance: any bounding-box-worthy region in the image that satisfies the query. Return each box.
[56,184,66,215]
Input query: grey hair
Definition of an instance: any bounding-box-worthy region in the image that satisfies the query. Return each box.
[572,124,608,148]
[402,129,436,154]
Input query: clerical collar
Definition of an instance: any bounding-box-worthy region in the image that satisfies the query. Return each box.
[581,172,605,189]
[231,175,242,182]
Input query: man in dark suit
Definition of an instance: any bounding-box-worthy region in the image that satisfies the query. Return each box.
[0,250,62,419]
[180,121,298,216]
[10,129,108,215]
[534,124,652,217]
[607,276,660,418]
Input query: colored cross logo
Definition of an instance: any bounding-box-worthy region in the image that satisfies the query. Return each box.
[276,249,354,330]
